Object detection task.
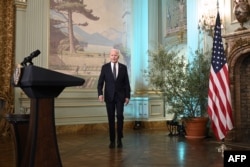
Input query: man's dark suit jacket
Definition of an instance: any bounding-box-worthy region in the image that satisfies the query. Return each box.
[97,62,130,102]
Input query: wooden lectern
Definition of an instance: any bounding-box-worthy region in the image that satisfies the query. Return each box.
[14,65,85,167]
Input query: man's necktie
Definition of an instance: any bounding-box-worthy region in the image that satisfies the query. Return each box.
[113,63,116,80]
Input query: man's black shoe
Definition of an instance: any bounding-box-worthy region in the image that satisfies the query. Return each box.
[109,142,115,149]
[117,140,123,148]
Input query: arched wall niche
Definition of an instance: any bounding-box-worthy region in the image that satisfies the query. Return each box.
[224,30,250,142]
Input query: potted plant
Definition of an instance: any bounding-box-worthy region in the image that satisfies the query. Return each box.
[144,45,211,139]
[181,49,211,139]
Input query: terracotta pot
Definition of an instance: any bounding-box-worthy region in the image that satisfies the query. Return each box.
[183,117,209,139]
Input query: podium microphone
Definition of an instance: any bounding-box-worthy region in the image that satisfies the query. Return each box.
[21,49,41,66]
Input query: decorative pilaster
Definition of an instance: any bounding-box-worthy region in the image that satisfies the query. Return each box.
[131,0,149,92]
[14,0,27,113]
[14,0,50,113]
[15,0,27,9]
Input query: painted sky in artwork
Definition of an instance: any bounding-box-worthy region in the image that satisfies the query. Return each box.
[74,0,123,35]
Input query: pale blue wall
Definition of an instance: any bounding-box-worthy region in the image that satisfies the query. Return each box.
[187,0,199,62]
[131,0,149,92]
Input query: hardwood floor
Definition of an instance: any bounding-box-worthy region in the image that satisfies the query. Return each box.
[1,129,250,167]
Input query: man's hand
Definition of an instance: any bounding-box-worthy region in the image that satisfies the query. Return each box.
[98,95,104,102]
[125,98,129,105]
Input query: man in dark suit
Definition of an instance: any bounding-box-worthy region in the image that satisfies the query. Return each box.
[97,48,131,148]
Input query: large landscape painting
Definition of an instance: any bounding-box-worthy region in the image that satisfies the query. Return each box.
[49,0,131,89]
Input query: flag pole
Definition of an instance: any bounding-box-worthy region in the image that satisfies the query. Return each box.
[216,0,226,157]
[208,0,233,157]
[217,138,231,157]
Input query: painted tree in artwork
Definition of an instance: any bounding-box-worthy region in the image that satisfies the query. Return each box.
[51,0,99,54]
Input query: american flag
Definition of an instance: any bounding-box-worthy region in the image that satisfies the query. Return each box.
[207,12,234,140]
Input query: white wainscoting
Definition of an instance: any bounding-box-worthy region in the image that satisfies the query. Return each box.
[18,88,166,125]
